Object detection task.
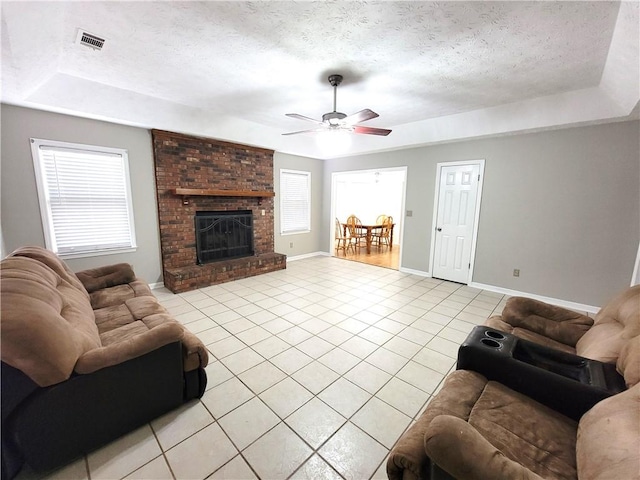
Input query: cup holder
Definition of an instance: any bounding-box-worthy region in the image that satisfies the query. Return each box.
[481,338,501,348]
[485,330,505,340]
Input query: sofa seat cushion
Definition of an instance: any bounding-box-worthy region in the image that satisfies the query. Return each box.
[0,257,100,387]
[94,300,208,372]
[576,383,640,480]
[88,279,155,309]
[467,380,578,479]
[94,297,168,334]
[74,321,184,375]
[100,321,150,347]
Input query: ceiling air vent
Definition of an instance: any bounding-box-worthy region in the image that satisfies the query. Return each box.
[76,30,105,50]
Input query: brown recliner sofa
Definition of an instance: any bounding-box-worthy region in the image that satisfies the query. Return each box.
[486,285,640,361]
[388,285,640,480]
[1,246,209,479]
[389,368,639,480]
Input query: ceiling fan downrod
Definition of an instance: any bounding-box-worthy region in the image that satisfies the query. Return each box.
[324,74,346,125]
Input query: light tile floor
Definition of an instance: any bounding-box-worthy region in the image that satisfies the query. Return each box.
[17,256,509,480]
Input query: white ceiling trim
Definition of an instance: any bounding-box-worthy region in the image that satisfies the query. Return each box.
[599,1,640,112]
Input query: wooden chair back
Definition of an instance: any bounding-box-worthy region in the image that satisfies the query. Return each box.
[335,218,345,239]
[346,215,364,237]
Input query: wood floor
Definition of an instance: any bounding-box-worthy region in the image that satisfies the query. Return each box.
[334,242,400,270]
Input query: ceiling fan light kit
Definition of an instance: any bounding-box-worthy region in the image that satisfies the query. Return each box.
[284,74,392,137]
[316,129,352,155]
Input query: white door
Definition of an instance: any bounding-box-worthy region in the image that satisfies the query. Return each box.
[432,163,481,283]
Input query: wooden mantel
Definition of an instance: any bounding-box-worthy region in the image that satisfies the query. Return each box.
[170,188,275,205]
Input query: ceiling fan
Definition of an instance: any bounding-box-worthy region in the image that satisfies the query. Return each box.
[283,74,392,137]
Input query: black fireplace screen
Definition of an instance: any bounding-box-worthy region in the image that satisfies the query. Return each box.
[195,210,254,264]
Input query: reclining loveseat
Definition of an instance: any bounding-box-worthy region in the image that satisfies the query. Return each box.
[1,246,209,479]
[388,285,640,480]
[486,285,640,361]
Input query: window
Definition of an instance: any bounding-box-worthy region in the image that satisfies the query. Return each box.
[30,138,136,258]
[280,169,311,234]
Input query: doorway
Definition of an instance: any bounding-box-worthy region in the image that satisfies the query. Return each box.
[430,160,485,284]
[331,167,407,270]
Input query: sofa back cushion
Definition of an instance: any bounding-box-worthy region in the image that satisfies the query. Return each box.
[0,255,100,387]
[9,246,90,300]
[575,285,640,363]
[617,335,640,387]
[75,263,135,294]
[576,383,640,480]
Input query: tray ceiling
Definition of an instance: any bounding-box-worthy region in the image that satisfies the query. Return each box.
[1,1,638,158]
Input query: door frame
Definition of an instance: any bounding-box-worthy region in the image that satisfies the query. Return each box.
[330,166,408,267]
[632,241,640,286]
[429,159,485,284]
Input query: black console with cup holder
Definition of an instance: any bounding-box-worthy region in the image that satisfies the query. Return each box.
[457,326,626,420]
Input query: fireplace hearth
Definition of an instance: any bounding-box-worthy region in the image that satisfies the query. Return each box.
[195,210,254,264]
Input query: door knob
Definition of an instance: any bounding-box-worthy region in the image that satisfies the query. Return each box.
[436,228,442,232]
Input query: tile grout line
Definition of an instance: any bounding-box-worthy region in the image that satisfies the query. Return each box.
[143,259,502,480]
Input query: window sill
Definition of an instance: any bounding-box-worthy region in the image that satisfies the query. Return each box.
[58,246,137,260]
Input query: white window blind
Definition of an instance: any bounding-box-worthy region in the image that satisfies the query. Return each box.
[280,169,311,234]
[30,138,136,257]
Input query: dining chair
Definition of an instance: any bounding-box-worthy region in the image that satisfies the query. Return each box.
[346,215,366,250]
[373,214,389,246]
[335,218,355,255]
[375,215,393,248]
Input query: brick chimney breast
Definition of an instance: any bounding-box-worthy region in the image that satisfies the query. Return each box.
[152,130,285,293]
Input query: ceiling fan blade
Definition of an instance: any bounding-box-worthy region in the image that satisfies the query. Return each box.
[285,113,324,125]
[353,126,392,136]
[344,109,379,125]
[282,127,328,136]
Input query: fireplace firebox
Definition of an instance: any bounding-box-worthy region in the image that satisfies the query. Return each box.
[195,210,254,264]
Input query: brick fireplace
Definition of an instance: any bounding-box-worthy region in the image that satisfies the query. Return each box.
[152,129,286,293]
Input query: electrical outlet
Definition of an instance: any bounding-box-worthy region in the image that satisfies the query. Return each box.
[406,210,413,217]
[289,242,294,248]
[513,269,520,277]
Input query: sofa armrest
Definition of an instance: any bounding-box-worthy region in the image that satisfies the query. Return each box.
[387,420,431,480]
[424,415,545,480]
[75,263,136,293]
[485,315,514,334]
[181,329,209,370]
[388,370,488,480]
[500,297,593,347]
[74,322,183,374]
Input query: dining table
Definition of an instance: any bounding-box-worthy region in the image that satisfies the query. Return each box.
[342,222,395,255]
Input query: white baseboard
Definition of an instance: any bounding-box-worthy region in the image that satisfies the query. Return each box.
[286,251,329,262]
[207,251,601,313]
[149,282,165,290]
[469,282,599,314]
[399,266,431,277]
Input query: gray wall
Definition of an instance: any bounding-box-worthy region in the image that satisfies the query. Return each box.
[273,152,325,257]
[2,104,638,306]
[1,104,163,283]
[324,121,640,306]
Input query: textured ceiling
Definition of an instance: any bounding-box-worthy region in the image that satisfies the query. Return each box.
[1,1,638,159]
